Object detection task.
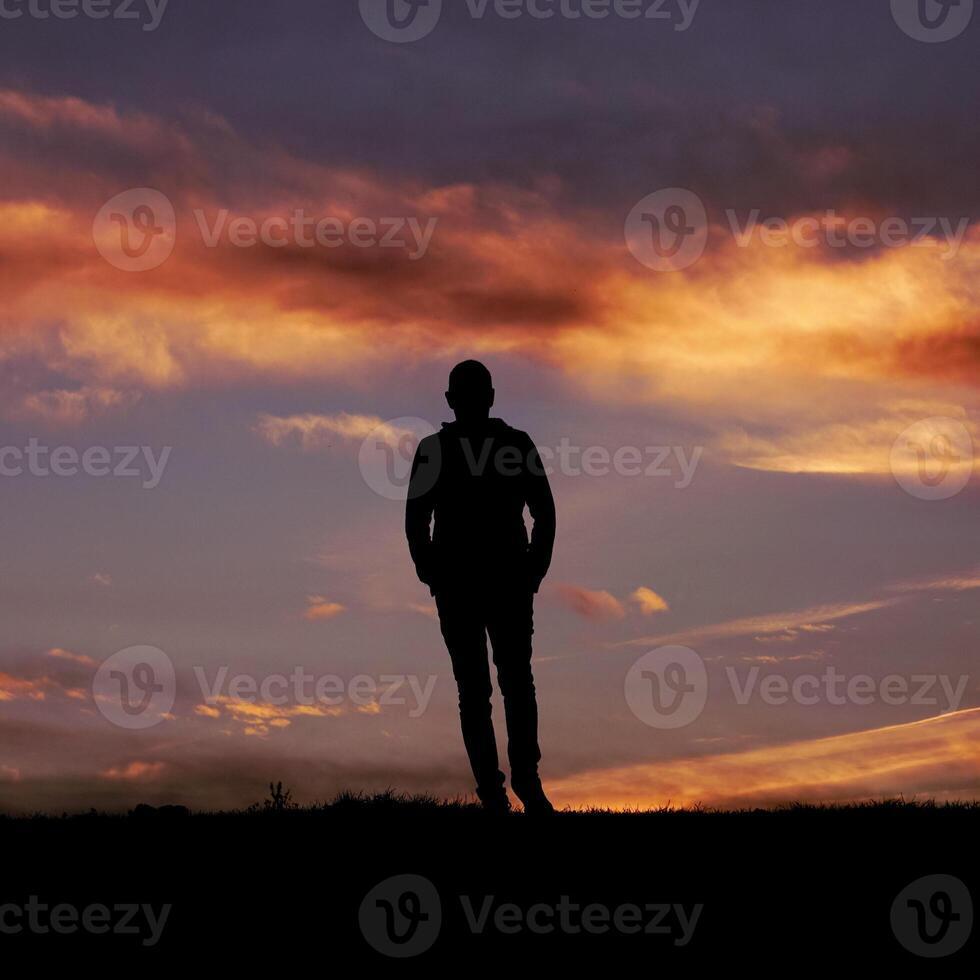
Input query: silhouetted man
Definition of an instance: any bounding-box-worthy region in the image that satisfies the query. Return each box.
[406,361,556,814]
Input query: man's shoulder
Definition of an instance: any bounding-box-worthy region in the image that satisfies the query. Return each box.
[427,419,536,449]
[413,431,442,467]
[491,419,535,446]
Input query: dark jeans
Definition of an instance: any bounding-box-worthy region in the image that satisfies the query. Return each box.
[435,583,542,799]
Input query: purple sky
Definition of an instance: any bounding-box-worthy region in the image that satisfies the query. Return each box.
[0,0,978,812]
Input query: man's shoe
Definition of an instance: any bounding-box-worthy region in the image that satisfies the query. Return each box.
[513,781,556,816]
[477,785,511,814]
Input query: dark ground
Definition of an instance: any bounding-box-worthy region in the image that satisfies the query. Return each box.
[2,792,976,969]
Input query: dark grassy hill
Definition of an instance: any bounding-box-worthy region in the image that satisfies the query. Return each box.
[2,792,976,969]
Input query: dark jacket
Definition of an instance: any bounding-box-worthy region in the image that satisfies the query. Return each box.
[405,419,556,594]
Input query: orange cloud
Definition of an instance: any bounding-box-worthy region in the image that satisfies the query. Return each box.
[0,89,159,138]
[556,585,626,621]
[630,587,670,615]
[304,596,346,622]
[0,672,51,701]
[195,695,346,737]
[1,86,979,486]
[886,570,980,594]
[548,708,980,810]
[101,761,167,781]
[736,651,828,664]
[47,647,97,667]
[719,407,978,476]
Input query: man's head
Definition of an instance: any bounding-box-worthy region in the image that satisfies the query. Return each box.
[446,360,494,424]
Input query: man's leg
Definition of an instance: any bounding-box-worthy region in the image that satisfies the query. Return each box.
[486,587,551,812]
[435,589,507,807]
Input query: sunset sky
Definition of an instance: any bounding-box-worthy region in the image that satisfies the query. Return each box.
[1,0,978,813]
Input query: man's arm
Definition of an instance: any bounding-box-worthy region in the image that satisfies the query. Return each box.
[523,436,556,592]
[405,436,438,588]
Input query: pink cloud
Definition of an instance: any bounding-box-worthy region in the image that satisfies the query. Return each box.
[556,585,626,622]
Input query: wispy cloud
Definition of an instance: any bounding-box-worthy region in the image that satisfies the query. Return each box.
[47,647,97,667]
[617,568,980,650]
[16,386,139,426]
[101,761,167,781]
[549,708,980,810]
[886,570,980,594]
[718,407,978,476]
[256,413,407,452]
[618,599,897,649]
